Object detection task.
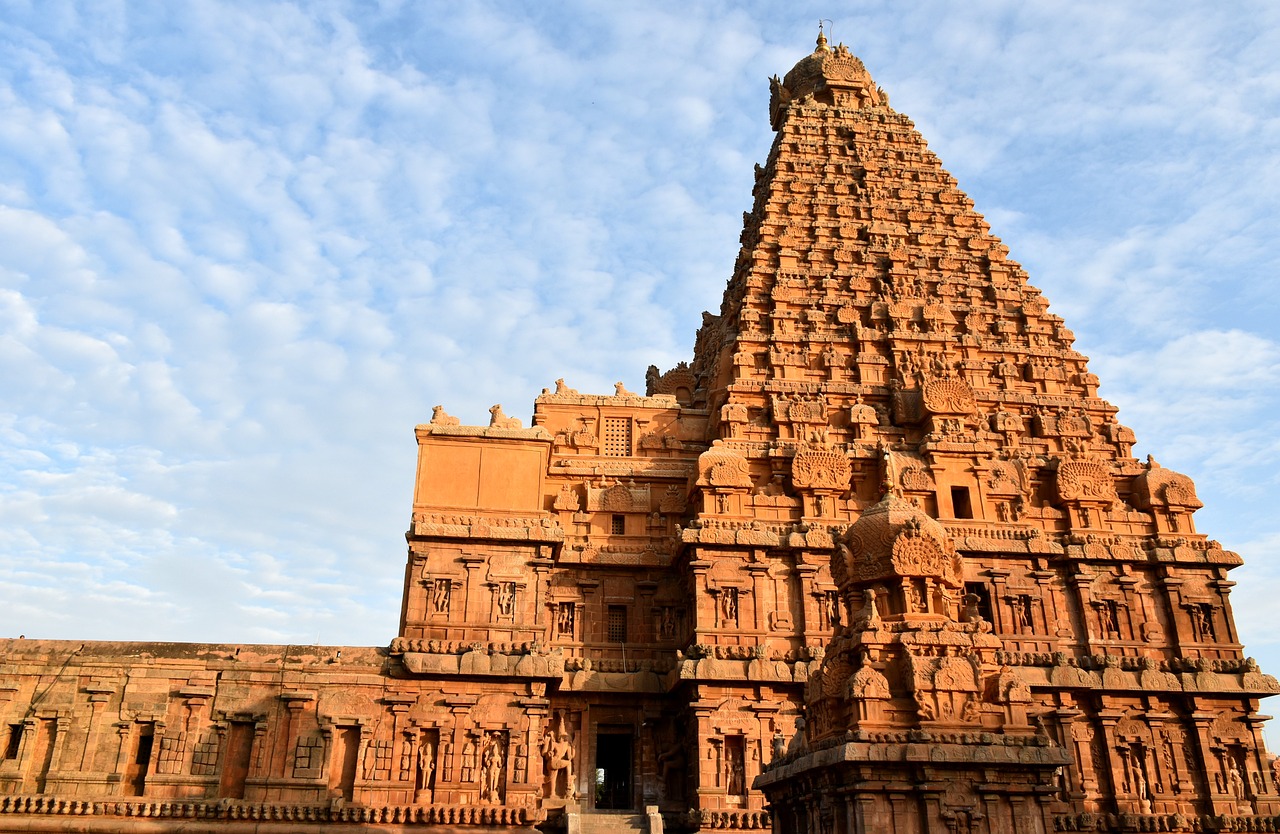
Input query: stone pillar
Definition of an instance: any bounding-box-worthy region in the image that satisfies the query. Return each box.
[530,550,553,627]
[1030,567,1068,638]
[794,562,818,638]
[1211,577,1240,645]
[987,567,1011,634]
[461,555,485,624]
[747,563,770,633]
[1188,711,1236,815]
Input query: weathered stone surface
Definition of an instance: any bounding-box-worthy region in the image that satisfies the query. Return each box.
[1,32,1276,834]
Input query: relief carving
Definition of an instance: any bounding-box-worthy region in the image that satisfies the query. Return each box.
[1054,458,1117,503]
[921,376,976,415]
[697,440,753,488]
[791,444,852,491]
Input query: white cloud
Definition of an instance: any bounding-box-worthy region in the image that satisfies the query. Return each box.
[0,1,1275,717]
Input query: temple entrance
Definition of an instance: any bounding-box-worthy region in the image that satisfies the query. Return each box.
[593,731,633,810]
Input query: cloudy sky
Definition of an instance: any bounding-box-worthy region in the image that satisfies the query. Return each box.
[2,0,1278,688]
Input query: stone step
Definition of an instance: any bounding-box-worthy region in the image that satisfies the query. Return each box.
[575,811,649,833]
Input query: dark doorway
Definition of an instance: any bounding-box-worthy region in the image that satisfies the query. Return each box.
[594,732,633,810]
[123,722,153,797]
[218,722,254,799]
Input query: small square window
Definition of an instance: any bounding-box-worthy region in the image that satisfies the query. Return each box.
[602,418,632,457]
[950,486,973,519]
[611,514,625,535]
[607,606,627,643]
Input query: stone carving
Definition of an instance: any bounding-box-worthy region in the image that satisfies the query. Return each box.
[1054,458,1117,502]
[460,737,477,784]
[430,405,460,426]
[900,464,932,492]
[431,578,451,614]
[791,444,852,491]
[556,602,575,638]
[921,376,976,415]
[488,404,522,428]
[1134,455,1204,510]
[540,717,576,800]
[553,483,582,511]
[479,731,506,804]
[697,440,753,488]
[726,743,746,796]
[415,735,435,801]
[495,582,516,617]
[659,485,688,514]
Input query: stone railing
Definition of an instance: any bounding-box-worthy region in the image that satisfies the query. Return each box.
[679,808,771,830]
[0,796,542,826]
[1054,811,1280,832]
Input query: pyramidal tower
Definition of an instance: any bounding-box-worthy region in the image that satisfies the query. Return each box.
[0,33,1276,834]
[660,32,1280,830]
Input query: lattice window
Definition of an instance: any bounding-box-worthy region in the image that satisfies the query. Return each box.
[602,418,632,457]
[610,514,625,535]
[607,605,627,643]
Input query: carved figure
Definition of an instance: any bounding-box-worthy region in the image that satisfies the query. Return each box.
[613,381,635,397]
[1229,759,1246,799]
[722,588,739,624]
[554,483,582,511]
[1134,758,1153,813]
[488,404,522,428]
[480,733,504,804]
[430,405,460,426]
[553,378,579,395]
[645,365,660,394]
[726,745,746,795]
[1013,595,1032,632]
[416,737,435,798]
[1190,604,1216,641]
[431,579,451,613]
[771,729,787,763]
[825,591,841,630]
[461,738,477,783]
[497,582,516,617]
[659,606,676,639]
[541,726,576,800]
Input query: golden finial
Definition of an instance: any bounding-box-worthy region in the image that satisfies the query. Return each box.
[816,20,830,52]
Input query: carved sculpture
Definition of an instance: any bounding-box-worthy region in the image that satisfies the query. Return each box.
[488,404,522,428]
[540,721,576,801]
[430,405,460,426]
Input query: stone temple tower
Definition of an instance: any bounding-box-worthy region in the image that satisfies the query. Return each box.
[0,33,1276,834]
[699,33,1280,833]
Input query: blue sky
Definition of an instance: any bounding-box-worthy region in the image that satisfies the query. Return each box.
[1,0,1278,708]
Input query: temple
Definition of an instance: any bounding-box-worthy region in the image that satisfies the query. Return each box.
[2,33,1278,834]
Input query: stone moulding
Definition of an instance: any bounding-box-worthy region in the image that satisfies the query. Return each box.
[757,736,1070,786]
[415,424,554,442]
[410,513,564,543]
